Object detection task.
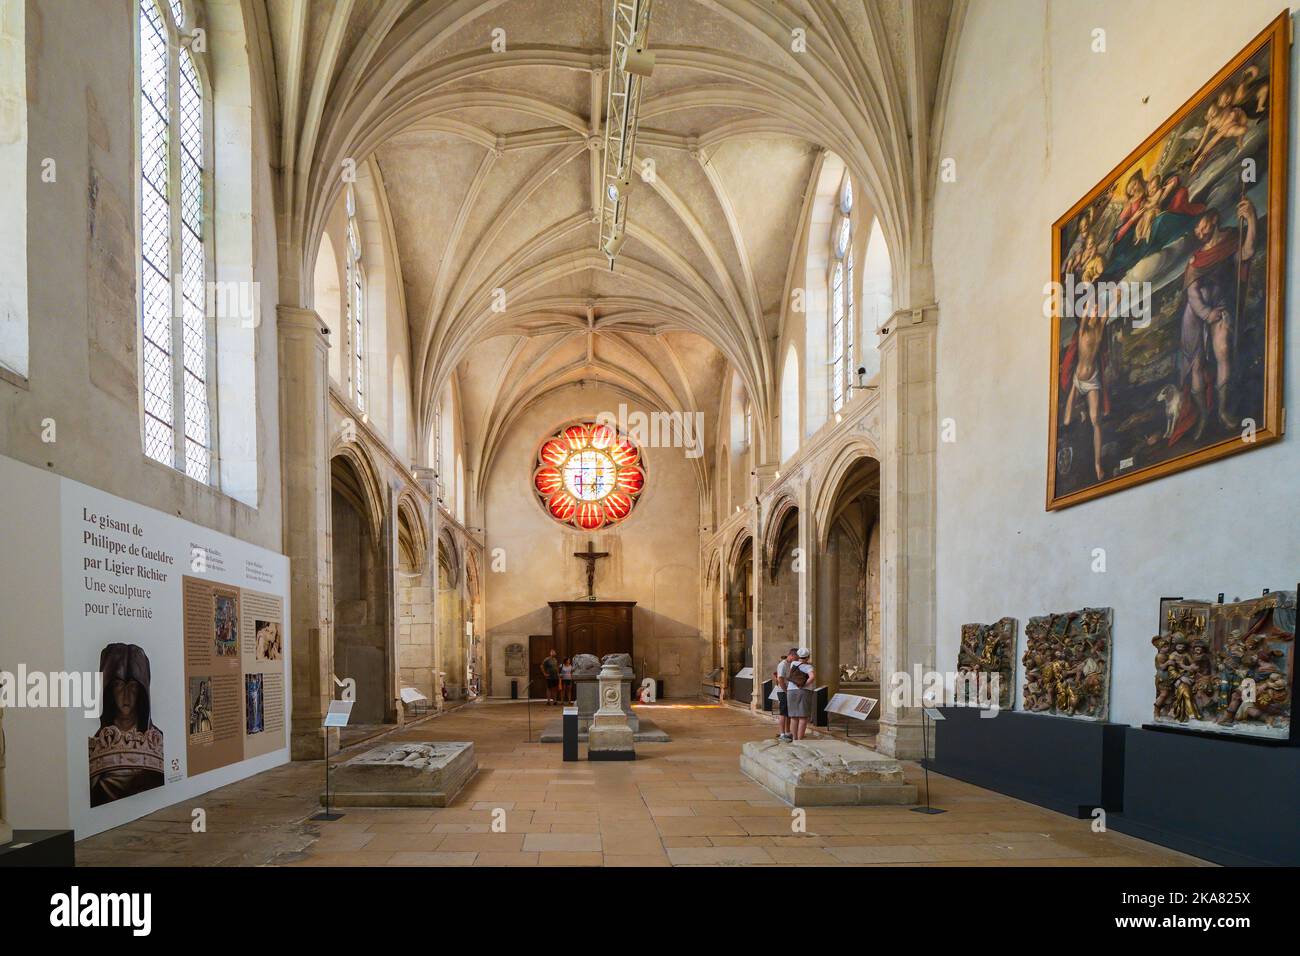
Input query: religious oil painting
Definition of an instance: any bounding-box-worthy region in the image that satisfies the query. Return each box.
[1047,14,1288,509]
[1151,590,1294,741]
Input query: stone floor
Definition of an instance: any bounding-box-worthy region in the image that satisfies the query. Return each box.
[74,699,1208,867]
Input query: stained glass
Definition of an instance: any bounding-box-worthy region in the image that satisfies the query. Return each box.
[534,422,645,531]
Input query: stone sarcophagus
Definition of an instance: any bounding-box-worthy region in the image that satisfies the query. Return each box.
[741,739,917,806]
[324,741,477,807]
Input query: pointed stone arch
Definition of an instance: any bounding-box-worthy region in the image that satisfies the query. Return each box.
[813,434,882,550]
[395,489,428,571]
[329,442,385,549]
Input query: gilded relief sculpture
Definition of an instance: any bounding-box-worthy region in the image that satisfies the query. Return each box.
[1021,608,1112,720]
[1152,590,1294,740]
[957,618,1016,708]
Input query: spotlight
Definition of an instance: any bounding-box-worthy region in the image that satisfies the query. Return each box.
[606,174,633,204]
[603,229,626,258]
[621,34,655,77]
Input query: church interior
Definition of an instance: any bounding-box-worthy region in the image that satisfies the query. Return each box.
[0,0,1297,889]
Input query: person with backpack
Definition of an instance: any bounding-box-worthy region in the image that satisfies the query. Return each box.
[774,647,798,741]
[784,648,815,740]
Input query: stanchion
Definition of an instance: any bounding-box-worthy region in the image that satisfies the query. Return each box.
[909,706,946,815]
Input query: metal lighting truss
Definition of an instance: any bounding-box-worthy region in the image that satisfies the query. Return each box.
[598,0,654,267]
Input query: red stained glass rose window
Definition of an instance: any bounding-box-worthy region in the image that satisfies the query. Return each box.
[533,421,645,530]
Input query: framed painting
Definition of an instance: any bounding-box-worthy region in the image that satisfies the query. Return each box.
[1047,13,1289,510]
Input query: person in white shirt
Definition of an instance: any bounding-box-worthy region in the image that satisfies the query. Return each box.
[774,647,798,742]
[784,648,816,740]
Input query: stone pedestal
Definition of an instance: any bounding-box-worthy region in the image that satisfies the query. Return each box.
[323,741,476,807]
[741,739,917,806]
[574,675,638,732]
[587,662,635,760]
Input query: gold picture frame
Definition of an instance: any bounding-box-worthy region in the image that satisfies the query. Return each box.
[1047,13,1289,510]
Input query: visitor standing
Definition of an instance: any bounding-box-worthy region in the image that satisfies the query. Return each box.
[785,648,815,740]
[560,656,575,703]
[774,647,798,741]
[541,649,560,705]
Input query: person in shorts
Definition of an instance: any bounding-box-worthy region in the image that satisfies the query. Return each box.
[774,647,798,741]
[541,649,560,705]
[784,648,816,740]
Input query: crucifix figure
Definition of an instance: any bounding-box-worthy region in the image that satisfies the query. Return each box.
[574,540,609,600]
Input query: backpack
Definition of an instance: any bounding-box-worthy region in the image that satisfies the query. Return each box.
[788,662,810,688]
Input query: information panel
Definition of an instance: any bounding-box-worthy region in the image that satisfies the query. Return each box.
[0,453,296,838]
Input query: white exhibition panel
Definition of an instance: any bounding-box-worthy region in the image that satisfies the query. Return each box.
[0,453,291,839]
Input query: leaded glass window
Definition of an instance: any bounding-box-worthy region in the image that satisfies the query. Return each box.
[138,0,213,482]
[344,187,366,412]
[829,173,854,413]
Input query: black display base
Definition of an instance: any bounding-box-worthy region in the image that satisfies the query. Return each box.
[1109,726,1300,866]
[930,707,1126,817]
[311,812,345,822]
[587,750,635,761]
[0,830,76,867]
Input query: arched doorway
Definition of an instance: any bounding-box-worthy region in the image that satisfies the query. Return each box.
[765,502,801,678]
[817,455,882,716]
[725,535,754,703]
[330,452,391,726]
[396,497,432,712]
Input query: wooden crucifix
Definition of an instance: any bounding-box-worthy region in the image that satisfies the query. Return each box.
[574,540,609,600]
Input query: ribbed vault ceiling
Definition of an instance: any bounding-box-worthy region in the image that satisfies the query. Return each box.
[257,0,960,479]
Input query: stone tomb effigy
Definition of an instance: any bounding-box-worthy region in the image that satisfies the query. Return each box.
[741,739,918,806]
[323,741,477,808]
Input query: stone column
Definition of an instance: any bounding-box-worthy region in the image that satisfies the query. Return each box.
[750,465,777,711]
[875,305,938,759]
[278,306,336,759]
[413,466,439,709]
[795,479,814,655]
[384,480,401,724]
[816,534,841,694]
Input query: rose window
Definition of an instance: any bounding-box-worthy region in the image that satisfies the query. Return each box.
[533,422,645,530]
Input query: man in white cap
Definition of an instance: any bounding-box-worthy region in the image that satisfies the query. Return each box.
[785,648,816,741]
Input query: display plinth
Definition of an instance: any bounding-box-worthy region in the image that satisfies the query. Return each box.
[1109,727,1300,865]
[930,706,1126,817]
[740,739,917,806]
[0,830,76,867]
[323,741,476,807]
[587,661,635,761]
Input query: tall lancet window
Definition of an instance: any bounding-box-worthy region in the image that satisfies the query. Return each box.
[138,0,214,482]
[829,173,855,413]
[344,186,366,412]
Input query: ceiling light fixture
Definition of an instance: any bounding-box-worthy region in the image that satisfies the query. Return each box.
[599,0,654,269]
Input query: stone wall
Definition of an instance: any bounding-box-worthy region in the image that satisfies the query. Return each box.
[483,384,704,697]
